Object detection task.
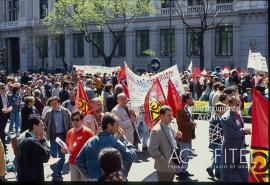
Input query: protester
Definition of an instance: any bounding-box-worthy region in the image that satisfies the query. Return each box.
[148,106,182,182]
[61,111,94,181]
[206,103,228,180]
[8,84,22,137]
[21,96,39,132]
[33,89,45,115]
[98,147,125,182]
[61,90,77,113]
[44,96,72,181]
[84,79,95,101]
[51,82,61,97]
[83,97,104,134]
[112,93,140,145]
[106,84,123,112]
[0,140,6,181]
[102,83,113,112]
[175,92,197,180]
[0,82,11,152]
[220,96,251,182]
[76,112,136,181]
[16,115,50,181]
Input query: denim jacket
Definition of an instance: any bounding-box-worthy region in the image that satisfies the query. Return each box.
[8,93,22,112]
[76,131,136,179]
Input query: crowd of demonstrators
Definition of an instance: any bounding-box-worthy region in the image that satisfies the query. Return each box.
[0,66,268,182]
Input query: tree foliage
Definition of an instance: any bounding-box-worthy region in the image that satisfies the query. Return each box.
[44,0,155,66]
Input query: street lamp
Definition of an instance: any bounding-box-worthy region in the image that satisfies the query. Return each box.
[169,0,173,67]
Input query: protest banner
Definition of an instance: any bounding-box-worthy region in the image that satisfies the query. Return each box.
[125,63,184,112]
[247,50,268,72]
[73,65,119,75]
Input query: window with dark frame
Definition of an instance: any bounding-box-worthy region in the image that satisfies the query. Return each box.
[55,35,65,58]
[93,32,104,58]
[160,28,175,57]
[38,36,48,58]
[136,30,149,57]
[113,31,126,57]
[217,0,233,4]
[215,26,233,56]
[161,0,175,8]
[7,0,19,21]
[73,33,84,58]
[187,28,200,56]
[40,0,48,19]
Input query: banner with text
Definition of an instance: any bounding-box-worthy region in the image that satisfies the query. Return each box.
[125,63,184,111]
[247,50,268,72]
[73,65,119,75]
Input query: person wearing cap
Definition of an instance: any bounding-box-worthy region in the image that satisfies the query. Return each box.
[211,66,222,81]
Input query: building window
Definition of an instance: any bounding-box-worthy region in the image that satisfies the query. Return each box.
[217,0,233,3]
[38,36,48,58]
[7,0,19,21]
[215,26,233,56]
[40,0,48,19]
[136,30,149,57]
[113,31,126,57]
[160,28,175,56]
[161,0,175,8]
[55,35,65,58]
[93,32,104,58]
[73,33,84,58]
[187,28,200,56]
[188,0,203,6]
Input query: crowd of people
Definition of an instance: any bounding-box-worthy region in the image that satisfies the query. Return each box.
[0,66,268,182]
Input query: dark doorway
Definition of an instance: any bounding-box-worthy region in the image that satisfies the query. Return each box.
[10,38,20,73]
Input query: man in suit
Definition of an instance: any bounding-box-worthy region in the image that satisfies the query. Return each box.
[106,84,123,112]
[148,106,182,182]
[220,96,251,182]
[0,83,11,153]
[176,92,197,180]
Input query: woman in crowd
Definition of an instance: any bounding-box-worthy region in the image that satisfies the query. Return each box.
[21,96,39,132]
[8,84,23,136]
[98,147,125,182]
[102,83,113,112]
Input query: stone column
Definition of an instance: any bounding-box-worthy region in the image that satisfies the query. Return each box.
[65,31,71,70]
[126,27,134,67]
[47,35,54,71]
[175,23,184,70]
[19,34,29,71]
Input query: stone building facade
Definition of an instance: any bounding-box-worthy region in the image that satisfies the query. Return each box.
[0,0,268,73]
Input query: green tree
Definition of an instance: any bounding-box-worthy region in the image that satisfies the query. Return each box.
[44,0,154,66]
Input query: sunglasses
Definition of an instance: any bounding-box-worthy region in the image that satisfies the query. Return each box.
[72,118,81,122]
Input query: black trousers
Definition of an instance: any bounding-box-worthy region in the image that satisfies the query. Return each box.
[0,113,9,152]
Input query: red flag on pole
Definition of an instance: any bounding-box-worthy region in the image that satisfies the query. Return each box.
[192,66,202,80]
[248,89,269,182]
[75,80,92,115]
[167,79,184,117]
[144,78,168,130]
[118,66,126,82]
[120,81,129,99]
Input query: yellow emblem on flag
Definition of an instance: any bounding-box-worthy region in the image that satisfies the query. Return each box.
[249,148,269,182]
[149,97,162,122]
[78,98,89,113]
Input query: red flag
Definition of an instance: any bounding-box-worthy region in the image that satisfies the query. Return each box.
[120,81,129,99]
[192,66,201,80]
[167,79,184,117]
[144,78,168,130]
[248,89,269,182]
[75,80,92,115]
[118,66,126,82]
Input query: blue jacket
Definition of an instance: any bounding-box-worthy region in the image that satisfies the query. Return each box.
[8,93,22,112]
[76,131,136,179]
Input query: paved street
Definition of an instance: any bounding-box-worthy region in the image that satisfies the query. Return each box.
[5,119,252,182]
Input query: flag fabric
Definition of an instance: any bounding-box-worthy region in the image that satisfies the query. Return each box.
[120,81,130,99]
[144,78,168,130]
[75,80,92,115]
[187,60,193,72]
[248,89,269,182]
[167,79,184,117]
[192,66,202,80]
[118,66,126,82]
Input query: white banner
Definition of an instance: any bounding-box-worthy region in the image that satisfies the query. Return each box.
[247,50,268,72]
[125,63,184,111]
[73,65,119,75]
